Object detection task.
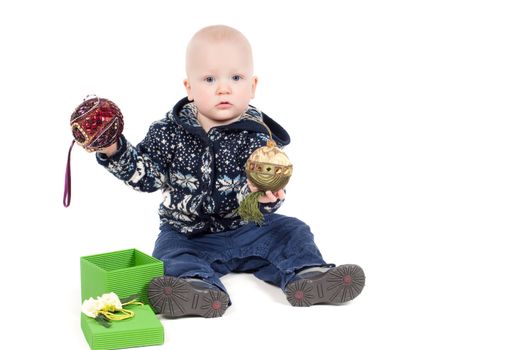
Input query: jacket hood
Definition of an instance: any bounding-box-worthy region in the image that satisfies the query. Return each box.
[168,97,290,147]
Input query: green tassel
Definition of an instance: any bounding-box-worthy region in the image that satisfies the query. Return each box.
[238,191,265,225]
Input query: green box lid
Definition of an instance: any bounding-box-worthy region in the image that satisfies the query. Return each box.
[81,304,164,350]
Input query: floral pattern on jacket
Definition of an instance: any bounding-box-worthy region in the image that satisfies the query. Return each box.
[97,97,290,235]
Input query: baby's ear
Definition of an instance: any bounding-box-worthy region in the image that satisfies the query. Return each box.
[184,79,194,101]
[251,76,258,98]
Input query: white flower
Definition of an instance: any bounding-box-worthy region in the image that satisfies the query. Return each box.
[81,297,103,318]
[81,292,122,318]
[98,292,122,311]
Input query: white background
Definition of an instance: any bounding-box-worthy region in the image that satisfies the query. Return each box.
[1,0,526,349]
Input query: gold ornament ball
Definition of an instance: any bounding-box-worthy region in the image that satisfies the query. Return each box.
[245,140,293,192]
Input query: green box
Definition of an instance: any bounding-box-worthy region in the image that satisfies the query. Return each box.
[81,248,164,304]
[81,304,164,350]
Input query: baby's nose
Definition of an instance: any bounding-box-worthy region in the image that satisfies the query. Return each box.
[216,80,231,94]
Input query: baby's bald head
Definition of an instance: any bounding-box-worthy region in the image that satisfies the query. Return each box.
[183,25,258,131]
[185,25,254,76]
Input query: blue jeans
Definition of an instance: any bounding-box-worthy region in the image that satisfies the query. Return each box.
[152,214,333,297]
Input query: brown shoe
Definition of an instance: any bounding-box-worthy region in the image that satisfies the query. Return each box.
[148,276,229,318]
[285,264,365,307]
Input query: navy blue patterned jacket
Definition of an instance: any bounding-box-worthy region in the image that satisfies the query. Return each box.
[97,97,290,235]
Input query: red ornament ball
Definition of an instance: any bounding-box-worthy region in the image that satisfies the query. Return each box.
[70,96,124,151]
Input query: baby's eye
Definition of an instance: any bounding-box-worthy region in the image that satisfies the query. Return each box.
[232,75,242,81]
[204,76,215,83]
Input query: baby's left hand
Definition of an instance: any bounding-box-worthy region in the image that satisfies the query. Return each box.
[247,180,286,204]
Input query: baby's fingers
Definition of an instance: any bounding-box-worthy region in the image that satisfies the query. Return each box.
[264,190,277,202]
[275,189,286,200]
[247,180,258,193]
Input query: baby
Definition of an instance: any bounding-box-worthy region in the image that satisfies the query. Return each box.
[96,25,365,317]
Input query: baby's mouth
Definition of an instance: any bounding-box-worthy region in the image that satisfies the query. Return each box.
[216,101,232,108]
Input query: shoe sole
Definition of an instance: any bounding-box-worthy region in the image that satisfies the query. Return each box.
[286,264,365,307]
[148,276,229,318]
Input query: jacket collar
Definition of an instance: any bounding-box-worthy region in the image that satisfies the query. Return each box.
[168,97,290,146]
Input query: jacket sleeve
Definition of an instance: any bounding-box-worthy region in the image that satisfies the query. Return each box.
[95,121,171,193]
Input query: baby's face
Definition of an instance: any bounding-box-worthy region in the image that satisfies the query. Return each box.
[184,39,257,126]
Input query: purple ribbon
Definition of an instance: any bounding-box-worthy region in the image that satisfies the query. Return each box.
[63,140,75,207]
